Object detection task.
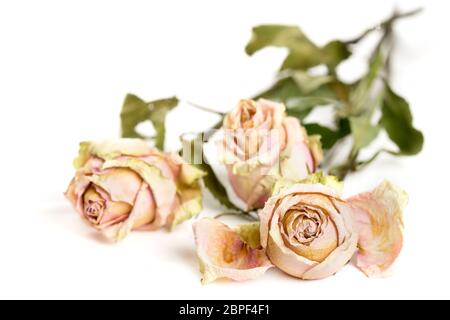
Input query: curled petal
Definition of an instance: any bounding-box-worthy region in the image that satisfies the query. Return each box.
[169,185,203,230]
[193,218,272,284]
[280,117,315,174]
[306,134,323,168]
[102,183,156,241]
[102,158,177,228]
[264,194,325,278]
[227,164,275,210]
[89,139,152,160]
[73,141,92,169]
[88,168,143,205]
[302,204,357,279]
[139,152,179,181]
[348,180,408,277]
[65,174,91,216]
[178,160,207,186]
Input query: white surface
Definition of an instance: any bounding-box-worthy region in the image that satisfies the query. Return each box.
[1,0,449,299]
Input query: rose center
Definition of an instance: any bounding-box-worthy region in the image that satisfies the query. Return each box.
[83,187,106,224]
[283,208,328,245]
[85,199,105,217]
[240,104,257,129]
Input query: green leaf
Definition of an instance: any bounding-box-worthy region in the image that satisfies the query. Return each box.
[147,97,179,150]
[304,119,350,150]
[255,74,340,120]
[255,77,304,101]
[286,97,341,120]
[380,84,424,155]
[290,71,333,94]
[347,46,384,116]
[245,25,349,71]
[120,94,178,150]
[322,40,351,71]
[120,94,149,139]
[245,25,318,56]
[350,116,380,153]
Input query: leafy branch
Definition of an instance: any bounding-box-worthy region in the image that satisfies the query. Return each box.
[119,9,425,217]
[247,8,424,179]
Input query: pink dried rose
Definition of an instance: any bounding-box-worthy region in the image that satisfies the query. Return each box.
[220,99,322,210]
[259,176,408,279]
[259,176,358,280]
[348,180,408,277]
[193,218,273,284]
[65,139,205,241]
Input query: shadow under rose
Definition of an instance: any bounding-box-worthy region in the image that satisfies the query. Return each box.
[171,245,200,277]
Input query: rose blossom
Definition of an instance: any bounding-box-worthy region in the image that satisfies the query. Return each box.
[258,178,356,279]
[220,99,322,210]
[65,139,205,241]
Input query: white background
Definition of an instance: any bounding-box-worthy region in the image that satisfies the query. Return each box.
[1,0,449,299]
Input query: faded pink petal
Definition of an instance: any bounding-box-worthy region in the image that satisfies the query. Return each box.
[280,117,315,176]
[65,174,91,217]
[139,153,179,181]
[102,183,156,240]
[348,180,407,277]
[227,163,274,210]
[89,168,143,205]
[101,158,177,229]
[193,218,272,284]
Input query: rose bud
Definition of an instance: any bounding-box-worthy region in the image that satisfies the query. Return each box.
[65,139,205,241]
[220,99,322,210]
[193,218,273,284]
[348,180,408,277]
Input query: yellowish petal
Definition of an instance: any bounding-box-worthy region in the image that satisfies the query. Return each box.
[348,180,407,277]
[193,218,272,284]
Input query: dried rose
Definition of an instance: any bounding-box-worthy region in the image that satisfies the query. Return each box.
[65,139,205,241]
[259,176,358,279]
[220,99,322,210]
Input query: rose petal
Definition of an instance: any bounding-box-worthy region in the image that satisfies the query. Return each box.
[302,204,357,279]
[257,99,285,129]
[265,195,319,278]
[88,168,143,205]
[280,117,315,177]
[228,163,275,210]
[102,183,156,241]
[169,185,203,230]
[347,180,407,277]
[64,174,91,217]
[193,218,272,284]
[89,139,152,160]
[102,158,177,227]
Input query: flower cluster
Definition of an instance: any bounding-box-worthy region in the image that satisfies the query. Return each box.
[65,98,408,283]
[193,176,407,283]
